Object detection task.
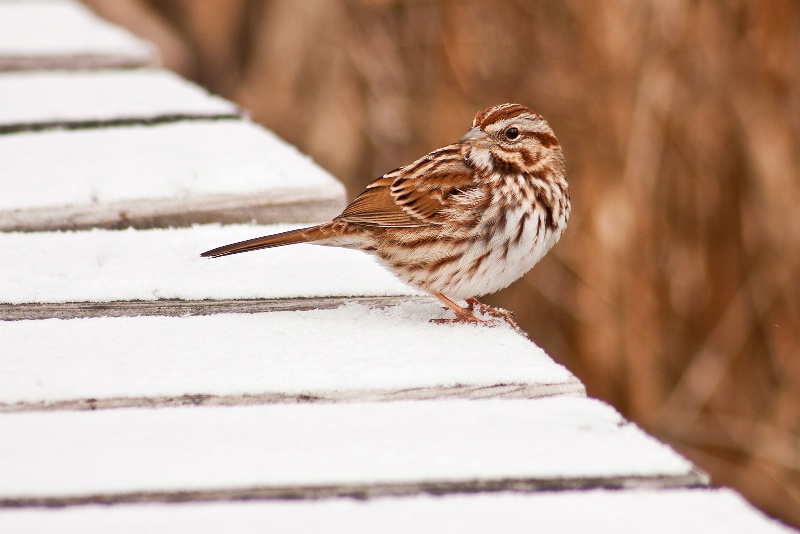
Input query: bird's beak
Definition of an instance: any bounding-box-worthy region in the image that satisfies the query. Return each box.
[459,126,491,146]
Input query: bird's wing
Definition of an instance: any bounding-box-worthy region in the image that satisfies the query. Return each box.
[336,159,477,227]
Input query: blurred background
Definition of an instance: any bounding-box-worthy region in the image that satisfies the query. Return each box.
[83,0,800,527]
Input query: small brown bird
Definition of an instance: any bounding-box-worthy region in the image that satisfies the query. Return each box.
[202,103,570,325]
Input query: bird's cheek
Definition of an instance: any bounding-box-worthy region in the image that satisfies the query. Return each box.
[467,148,494,172]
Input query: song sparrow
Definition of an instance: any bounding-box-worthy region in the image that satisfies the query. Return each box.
[202,103,569,326]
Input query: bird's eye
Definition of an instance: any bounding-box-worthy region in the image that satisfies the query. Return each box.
[505,127,519,140]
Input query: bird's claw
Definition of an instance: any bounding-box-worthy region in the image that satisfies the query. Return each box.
[431,297,524,334]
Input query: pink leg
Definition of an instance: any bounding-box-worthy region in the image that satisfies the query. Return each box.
[430,292,482,324]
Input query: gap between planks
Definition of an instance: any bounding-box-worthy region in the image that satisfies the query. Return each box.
[0,56,155,72]
[0,113,242,135]
[0,471,710,509]
[0,381,587,414]
[0,296,431,321]
[0,194,344,232]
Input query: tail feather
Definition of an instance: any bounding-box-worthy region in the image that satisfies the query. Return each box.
[201,225,325,258]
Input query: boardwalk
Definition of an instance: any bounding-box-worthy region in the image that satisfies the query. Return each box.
[0,2,793,532]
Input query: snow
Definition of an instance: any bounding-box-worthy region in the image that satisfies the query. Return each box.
[0,224,419,303]
[0,398,696,500]
[0,489,792,534]
[0,303,579,405]
[0,69,237,126]
[0,0,154,61]
[0,122,344,211]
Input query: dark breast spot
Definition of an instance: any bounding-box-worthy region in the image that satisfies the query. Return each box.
[536,190,555,230]
[528,170,558,230]
[494,206,508,234]
[467,250,494,276]
[512,213,528,247]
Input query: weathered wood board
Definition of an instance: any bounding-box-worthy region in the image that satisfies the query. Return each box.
[0,123,346,230]
[0,225,422,321]
[0,398,704,507]
[0,304,584,411]
[0,69,238,133]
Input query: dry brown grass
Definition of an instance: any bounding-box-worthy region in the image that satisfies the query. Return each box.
[86,0,800,527]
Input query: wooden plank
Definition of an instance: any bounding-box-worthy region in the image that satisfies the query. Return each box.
[0,398,705,507]
[0,191,345,232]
[0,225,419,312]
[0,70,238,133]
[0,123,346,230]
[0,1,155,71]
[0,305,584,410]
[1,489,790,533]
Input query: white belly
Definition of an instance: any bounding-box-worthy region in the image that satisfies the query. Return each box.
[389,189,563,300]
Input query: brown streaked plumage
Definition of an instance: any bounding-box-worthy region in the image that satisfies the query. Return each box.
[202,103,570,325]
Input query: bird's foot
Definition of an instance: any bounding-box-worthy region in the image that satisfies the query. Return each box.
[465,298,521,331]
[430,292,491,325]
[429,293,522,332]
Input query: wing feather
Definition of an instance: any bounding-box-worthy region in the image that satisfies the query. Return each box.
[336,157,476,228]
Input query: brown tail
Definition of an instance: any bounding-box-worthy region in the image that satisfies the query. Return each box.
[201,225,327,258]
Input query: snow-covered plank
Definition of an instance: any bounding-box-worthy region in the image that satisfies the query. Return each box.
[0,398,704,506]
[0,225,422,319]
[0,304,583,410]
[0,0,156,71]
[0,70,238,133]
[0,123,346,231]
[0,490,791,534]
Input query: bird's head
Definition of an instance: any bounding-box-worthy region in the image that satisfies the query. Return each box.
[459,103,563,175]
